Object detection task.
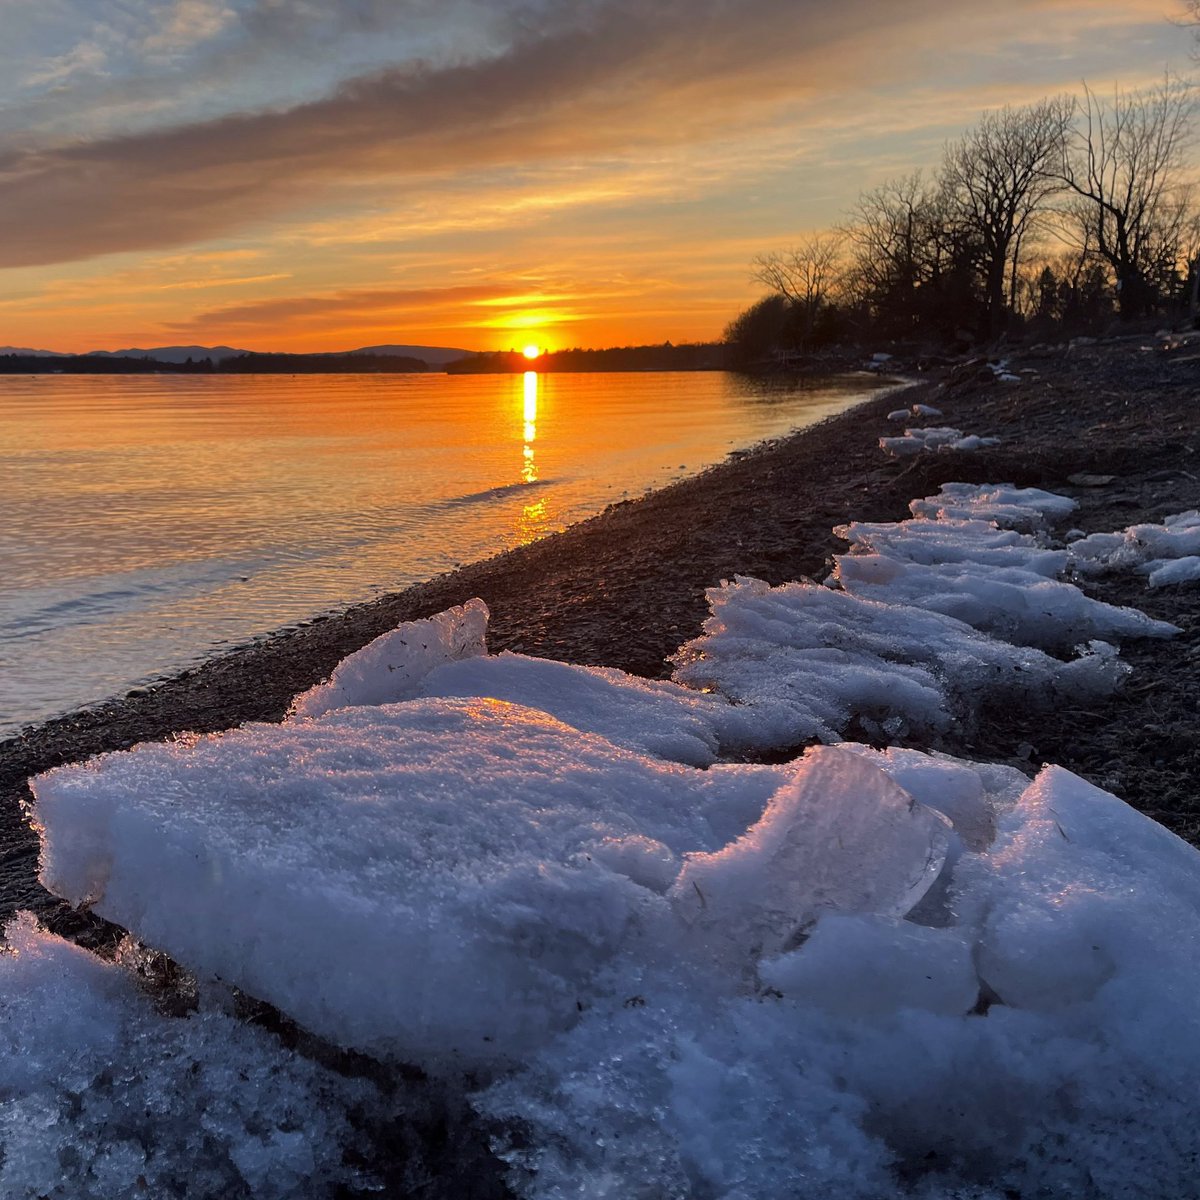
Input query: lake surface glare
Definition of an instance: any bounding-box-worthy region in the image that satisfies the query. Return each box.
[1,370,889,735]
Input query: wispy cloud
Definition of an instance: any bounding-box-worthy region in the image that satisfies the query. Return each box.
[168,281,532,331]
[140,0,237,56]
[0,0,954,268]
[153,271,290,290]
[22,40,108,88]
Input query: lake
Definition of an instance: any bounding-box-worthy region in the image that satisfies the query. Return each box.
[0,369,891,736]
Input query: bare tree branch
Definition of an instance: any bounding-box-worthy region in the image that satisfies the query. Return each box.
[942,98,1073,335]
[1057,77,1196,319]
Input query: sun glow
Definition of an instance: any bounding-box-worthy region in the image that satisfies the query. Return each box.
[522,343,542,360]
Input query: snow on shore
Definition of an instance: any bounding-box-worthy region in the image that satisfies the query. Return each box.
[19,480,1200,1198]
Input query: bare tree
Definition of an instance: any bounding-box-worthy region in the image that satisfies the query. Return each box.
[1058,77,1195,319]
[840,172,977,337]
[942,98,1073,336]
[751,235,844,343]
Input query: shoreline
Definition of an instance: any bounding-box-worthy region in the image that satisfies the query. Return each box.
[3,340,1199,933]
[0,366,889,743]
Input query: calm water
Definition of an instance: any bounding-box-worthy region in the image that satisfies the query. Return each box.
[0,370,889,735]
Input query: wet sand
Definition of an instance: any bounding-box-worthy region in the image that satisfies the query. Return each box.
[3,339,1199,935]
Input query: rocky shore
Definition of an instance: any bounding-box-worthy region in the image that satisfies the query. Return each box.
[2,336,1198,937]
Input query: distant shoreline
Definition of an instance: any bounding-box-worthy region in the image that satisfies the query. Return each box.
[0,341,730,375]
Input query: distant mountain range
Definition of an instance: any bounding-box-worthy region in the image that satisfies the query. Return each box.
[0,343,477,365]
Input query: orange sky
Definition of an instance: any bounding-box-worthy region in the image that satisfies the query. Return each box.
[0,0,1189,354]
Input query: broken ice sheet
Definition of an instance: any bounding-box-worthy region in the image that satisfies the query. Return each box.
[672,576,1128,754]
[835,517,1067,576]
[31,698,743,1069]
[833,553,1179,649]
[910,482,1078,528]
[670,746,950,961]
[964,765,1200,1012]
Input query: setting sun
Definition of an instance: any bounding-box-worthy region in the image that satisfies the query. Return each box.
[522,344,542,360]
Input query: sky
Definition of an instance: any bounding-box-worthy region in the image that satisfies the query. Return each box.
[0,0,1191,353]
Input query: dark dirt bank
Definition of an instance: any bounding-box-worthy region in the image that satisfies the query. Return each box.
[2,336,1198,943]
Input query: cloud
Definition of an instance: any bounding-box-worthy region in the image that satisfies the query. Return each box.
[141,0,237,56]
[167,281,534,331]
[22,40,108,88]
[0,0,957,268]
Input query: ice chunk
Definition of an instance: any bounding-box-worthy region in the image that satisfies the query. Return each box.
[879,434,927,457]
[31,699,742,1068]
[910,482,1078,528]
[289,598,488,718]
[833,553,1179,649]
[900,425,966,447]
[670,747,950,961]
[0,914,367,1200]
[1071,511,1200,576]
[836,744,1028,850]
[672,577,1127,752]
[760,914,978,1017]
[835,517,1066,575]
[968,765,1200,1012]
[417,650,725,765]
[1145,555,1200,587]
[880,427,1000,457]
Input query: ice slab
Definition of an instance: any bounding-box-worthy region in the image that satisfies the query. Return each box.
[910,483,1078,529]
[834,553,1179,649]
[670,747,950,961]
[0,914,366,1200]
[1071,511,1200,576]
[881,428,1001,457]
[836,743,1028,851]
[835,517,1066,575]
[672,577,1127,752]
[416,650,726,766]
[1145,555,1200,587]
[289,598,489,719]
[967,765,1200,1012]
[32,699,741,1068]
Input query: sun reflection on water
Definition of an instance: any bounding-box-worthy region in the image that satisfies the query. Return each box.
[516,370,552,543]
[518,497,550,544]
[522,370,538,484]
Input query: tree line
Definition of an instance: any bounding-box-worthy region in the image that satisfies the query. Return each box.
[728,77,1198,365]
[0,352,430,375]
[445,343,724,374]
